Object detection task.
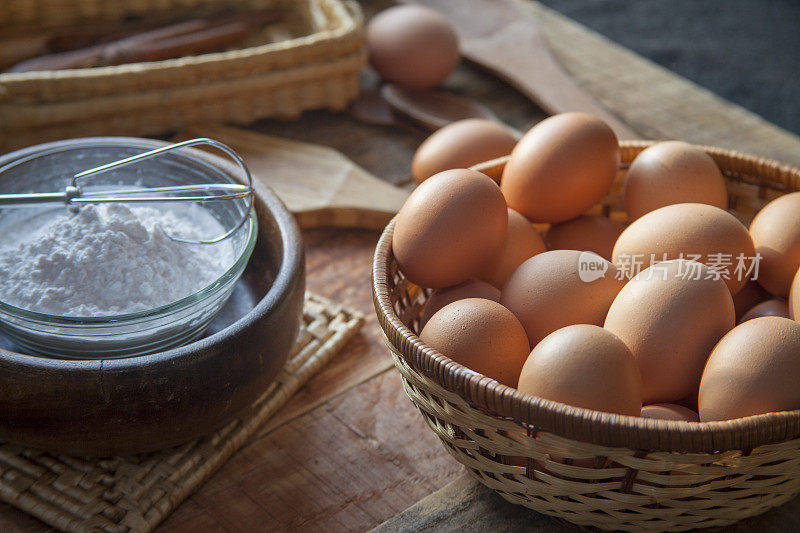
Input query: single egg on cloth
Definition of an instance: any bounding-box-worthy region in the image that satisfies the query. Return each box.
[605,259,735,404]
[479,208,547,289]
[612,203,755,295]
[366,5,459,89]
[545,215,625,261]
[412,119,517,184]
[623,141,728,221]
[517,325,642,416]
[501,250,624,346]
[699,317,800,421]
[419,298,530,386]
[420,279,500,328]
[749,192,800,297]
[501,113,620,223]
[392,169,507,288]
[641,404,700,422]
[740,299,790,323]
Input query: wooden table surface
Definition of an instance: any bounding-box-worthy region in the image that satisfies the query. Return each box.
[4,1,800,531]
[158,229,466,531]
[150,55,546,530]
[0,46,549,533]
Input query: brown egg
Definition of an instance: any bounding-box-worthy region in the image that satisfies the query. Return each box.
[393,169,507,288]
[545,215,625,261]
[517,325,642,416]
[675,391,699,413]
[604,260,735,404]
[733,280,771,321]
[740,299,790,323]
[480,209,547,289]
[420,279,501,328]
[699,317,800,421]
[612,203,756,295]
[501,250,625,346]
[366,5,459,89]
[790,268,800,321]
[641,404,700,422]
[623,141,728,221]
[412,119,517,184]
[501,113,620,223]
[419,298,531,386]
[749,192,800,297]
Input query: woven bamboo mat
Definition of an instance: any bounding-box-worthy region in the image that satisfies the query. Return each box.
[0,292,363,533]
[529,1,800,167]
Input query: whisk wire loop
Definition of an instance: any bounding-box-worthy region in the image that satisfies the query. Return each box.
[0,138,255,244]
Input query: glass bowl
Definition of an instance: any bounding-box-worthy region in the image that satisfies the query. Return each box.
[0,138,257,359]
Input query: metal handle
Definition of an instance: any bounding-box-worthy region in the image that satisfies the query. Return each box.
[0,138,255,244]
[0,192,69,206]
[0,186,80,207]
[72,138,255,244]
[74,183,252,203]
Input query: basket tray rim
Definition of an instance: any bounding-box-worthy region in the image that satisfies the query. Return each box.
[373,140,800,454]
[0,0,362,85]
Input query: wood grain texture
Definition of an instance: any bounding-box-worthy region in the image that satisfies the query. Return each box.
[162,370,462,532]
[529,1,800,165]
[5,0,800,529]
[378,84,513,134]
[372,475,565,533]
[158,230,464,532]
[250,62,547,186]
[159,3,800,530]
[178,124,411,231]
[0,230,449,532]
[398,0,639,140]
[0,28,542,533]
[374,472,800,533]
[258,229,396,436]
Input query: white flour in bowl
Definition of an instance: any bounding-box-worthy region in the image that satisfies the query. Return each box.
[0,203,235,316]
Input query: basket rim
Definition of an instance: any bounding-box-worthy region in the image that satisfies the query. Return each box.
[0,0,362,84]
[372,139,800,453]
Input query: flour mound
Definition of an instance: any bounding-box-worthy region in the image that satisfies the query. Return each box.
[0,204,234,316]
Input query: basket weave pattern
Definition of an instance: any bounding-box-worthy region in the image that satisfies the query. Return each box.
[373,141,800,531]
[0,292,364,533]
[0,0,366,151]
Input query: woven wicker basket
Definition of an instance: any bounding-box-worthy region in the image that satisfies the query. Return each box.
[0,0,365,151]
[373,141,800,532]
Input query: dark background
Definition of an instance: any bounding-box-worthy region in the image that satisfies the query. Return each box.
[538,0,800,134]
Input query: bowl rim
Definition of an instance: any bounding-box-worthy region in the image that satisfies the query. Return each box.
[372,140,800,454]
[0,138,257,324]
[0,136,304,367]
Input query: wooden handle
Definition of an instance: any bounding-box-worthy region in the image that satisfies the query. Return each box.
[380,84,507,132]
[106,22,251,64]
[175,124,410,230]
[7,46,106,72]
[397,0,638,140]
[460,20,638,139]
[7,8,282,72]
[0,35,50,69]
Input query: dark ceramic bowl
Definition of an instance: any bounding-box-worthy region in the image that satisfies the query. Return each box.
[0,138,305,456]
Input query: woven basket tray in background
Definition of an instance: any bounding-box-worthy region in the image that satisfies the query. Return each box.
[0,0,366,151]
[373,141,800,532]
